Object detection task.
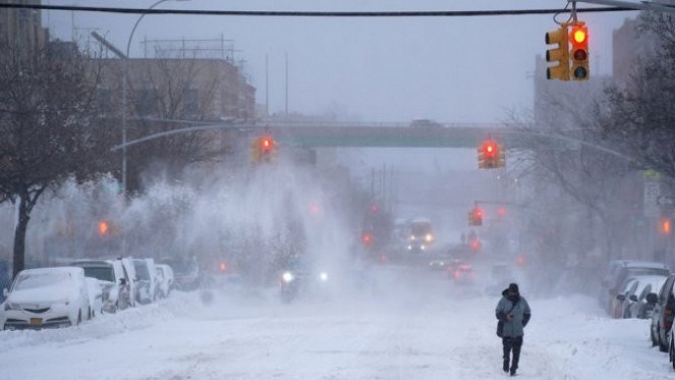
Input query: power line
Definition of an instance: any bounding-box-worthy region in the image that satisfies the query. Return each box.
[0,3,636,17]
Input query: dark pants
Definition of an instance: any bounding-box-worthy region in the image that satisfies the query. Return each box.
[502,336,523,372]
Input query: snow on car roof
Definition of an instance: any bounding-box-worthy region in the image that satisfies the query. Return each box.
[19,266,84,276]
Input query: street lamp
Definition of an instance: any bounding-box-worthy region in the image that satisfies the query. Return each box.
[122,0,187,195]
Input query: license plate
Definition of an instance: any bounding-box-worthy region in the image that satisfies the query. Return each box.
[30,318,43,325]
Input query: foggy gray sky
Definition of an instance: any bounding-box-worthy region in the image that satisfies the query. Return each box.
[43,0,635,123]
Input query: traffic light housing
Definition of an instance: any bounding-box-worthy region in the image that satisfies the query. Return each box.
[250,135,278,164]
[569,21,589,81]
[478,140,504,169]
[468,207,483,226]
[545,24,570,81]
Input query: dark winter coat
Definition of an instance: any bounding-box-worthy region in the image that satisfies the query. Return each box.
[495,289,531,338]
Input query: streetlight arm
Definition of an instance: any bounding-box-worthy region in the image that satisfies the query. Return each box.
[126,0,168,57]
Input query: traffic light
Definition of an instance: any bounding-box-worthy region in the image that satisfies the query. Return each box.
[260,135,276,163]
[250,135,278,164]
[661,219,671,235]
[478,139,504,169]
[498,206,506,218]
[98,221,109,237]
[569,21,589,81]
[545,23,570,81]
[362,231,373,247]
[468,207,483,226]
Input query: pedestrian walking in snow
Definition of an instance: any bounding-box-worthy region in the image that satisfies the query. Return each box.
[495,283,531,376]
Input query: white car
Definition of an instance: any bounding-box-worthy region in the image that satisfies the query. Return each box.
[133,258,158,304]
[72,259,132,313]
[118,257,137,308]
[2,267,90,330]
[155,264,174,299]
[84,277,103,319]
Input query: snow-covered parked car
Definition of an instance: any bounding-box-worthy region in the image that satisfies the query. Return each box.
[1,267,91,330]
[626,275,668,319]
[84,277,103,319]
[133,258,159,304]
[155,264,174,299]
[71,259,132,313]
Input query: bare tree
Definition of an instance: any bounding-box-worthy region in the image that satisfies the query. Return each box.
[0,40,111,277]
[123,49,236,192]
[601,11,675,186]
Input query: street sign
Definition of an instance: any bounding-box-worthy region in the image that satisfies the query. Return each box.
[644,180,660,217]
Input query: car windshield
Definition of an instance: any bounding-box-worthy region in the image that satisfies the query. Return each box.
[13,272,71,291]
[134,262,150,280]
[410,222,431,235]
[82,266,114,282]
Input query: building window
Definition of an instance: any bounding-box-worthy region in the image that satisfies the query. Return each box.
[95,89,112,116]
[134,89,158,116]
[182,89,198,118]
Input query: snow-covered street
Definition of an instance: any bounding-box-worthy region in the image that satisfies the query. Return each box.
[0,265,672,380]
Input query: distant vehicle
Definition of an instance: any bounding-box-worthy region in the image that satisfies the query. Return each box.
[449,262,475,284]
[428,254,453,271]
[279,256,332,303]
[1,267,90,330]
[406,218,435,252]
[160,257,201,291]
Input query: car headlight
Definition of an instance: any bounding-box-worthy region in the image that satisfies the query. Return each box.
[425,234,433,242]
[4,302,19,311]
[319,272,328,282]
[282,272,294,283]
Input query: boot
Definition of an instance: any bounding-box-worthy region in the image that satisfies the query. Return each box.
[503,360,509,373]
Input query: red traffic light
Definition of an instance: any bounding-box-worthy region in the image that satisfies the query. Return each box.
[98,221,109,236]
[572,27,587,45]
[260,136,274,152]
[473,208,483,218]
[362,232,373,246]
[371,204,378,213]
[662,219,671,235]
[498,206,506,217]
[483,141,496,158]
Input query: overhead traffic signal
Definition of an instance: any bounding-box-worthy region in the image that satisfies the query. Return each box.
[468,207,483,226]
[362,231,374,247]
[98,221,109,237]
[250,135,278,164]
[478,139,505,169]
[569,21,589,81]
[545,23,570,81]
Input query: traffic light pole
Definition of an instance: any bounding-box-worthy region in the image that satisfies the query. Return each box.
[572,0,675,14]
